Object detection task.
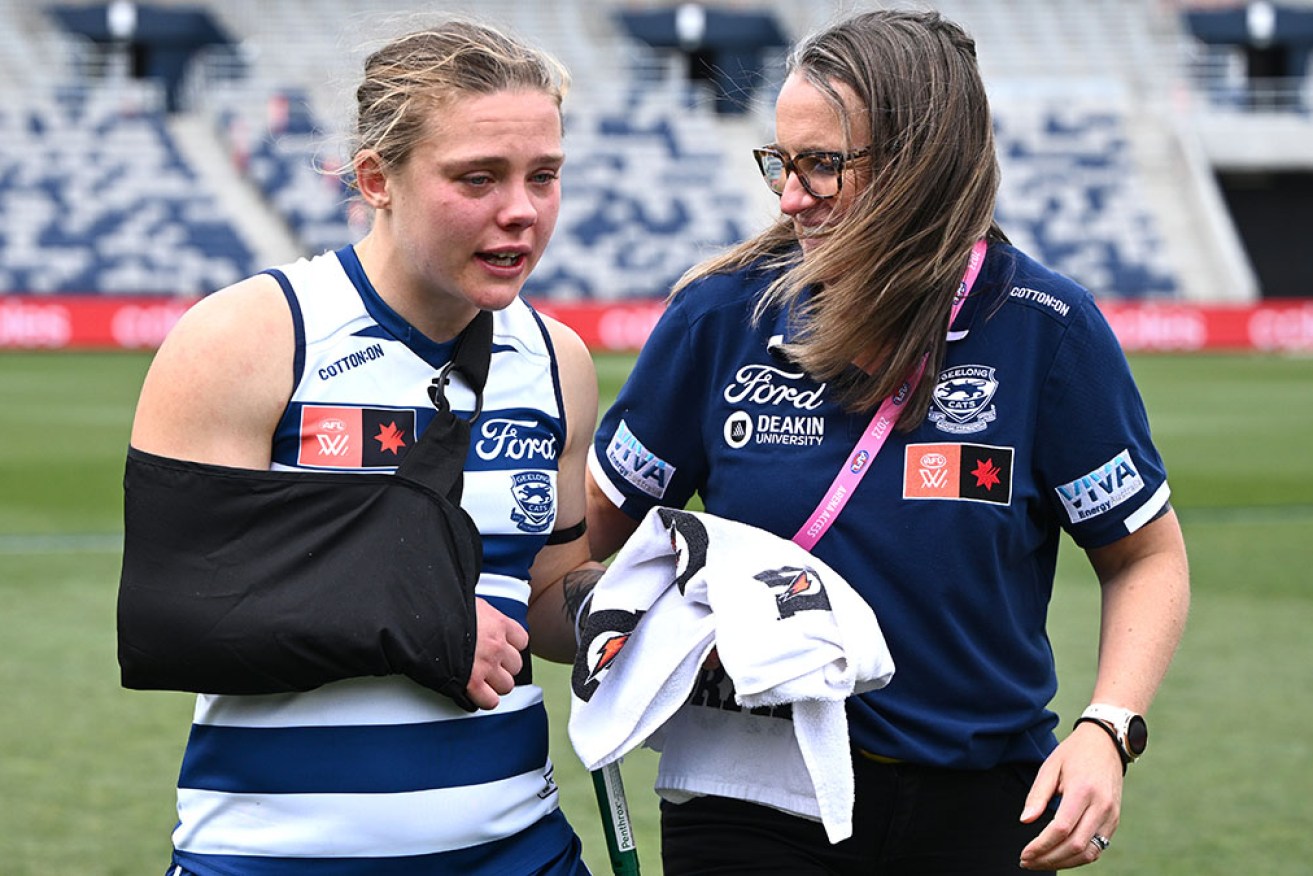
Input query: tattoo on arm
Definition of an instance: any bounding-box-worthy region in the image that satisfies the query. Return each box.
[562,566,604,642]
[562,567,603,622]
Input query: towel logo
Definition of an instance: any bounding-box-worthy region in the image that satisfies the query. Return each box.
[572,608,645,703]
[659,508,709,595]
[754,565,832,619]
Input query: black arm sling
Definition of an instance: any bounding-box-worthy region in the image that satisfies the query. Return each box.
[117,310,492,711]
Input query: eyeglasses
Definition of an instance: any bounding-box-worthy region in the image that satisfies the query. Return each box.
[752,145,872,199]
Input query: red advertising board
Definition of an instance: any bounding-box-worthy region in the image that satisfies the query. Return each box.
[3,295,1312,353]
[0,295,200,350]
[1096,300,1313,353]
[540,299,1313,354]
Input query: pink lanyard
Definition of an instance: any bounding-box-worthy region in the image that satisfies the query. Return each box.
[793,239,988,550]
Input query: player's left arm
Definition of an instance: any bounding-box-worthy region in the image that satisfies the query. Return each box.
[1020,507,1190,869]
[525,315,608,664]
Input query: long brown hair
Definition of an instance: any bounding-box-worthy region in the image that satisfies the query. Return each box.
[675,10,1004,426]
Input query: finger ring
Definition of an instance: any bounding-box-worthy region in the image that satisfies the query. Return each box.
[1090,834,1111,851]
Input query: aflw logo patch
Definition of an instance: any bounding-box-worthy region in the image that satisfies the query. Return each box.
[297,405,417,469]
[903,442,1013,505]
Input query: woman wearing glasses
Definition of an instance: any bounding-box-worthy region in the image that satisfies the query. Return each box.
[584,9,1188,875]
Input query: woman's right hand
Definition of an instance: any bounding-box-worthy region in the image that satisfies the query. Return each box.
[465,597,530,710]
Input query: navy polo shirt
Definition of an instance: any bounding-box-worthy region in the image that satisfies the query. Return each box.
[590,242,1171,769]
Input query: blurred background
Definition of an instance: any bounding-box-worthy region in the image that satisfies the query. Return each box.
[0,0,1311,347]
[1,1,1311,874]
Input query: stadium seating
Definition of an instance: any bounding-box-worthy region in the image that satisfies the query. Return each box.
[202,76,753,300]
[994,100,1179,299]
[218,88,362,258]
[532,86,755,300]
[3,0,1255,302]
[0,84,254,295]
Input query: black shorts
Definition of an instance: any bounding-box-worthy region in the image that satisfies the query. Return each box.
[661,757,1055,875]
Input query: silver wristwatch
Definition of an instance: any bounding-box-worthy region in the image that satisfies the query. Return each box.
[1075,703,1148,768]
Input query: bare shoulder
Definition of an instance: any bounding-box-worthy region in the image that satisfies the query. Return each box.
[131,274,295,467]
[539,312,595,383]
[537,312,598,449]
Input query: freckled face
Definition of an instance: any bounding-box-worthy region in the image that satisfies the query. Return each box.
[387,89,563,315]
[772,72,869,258]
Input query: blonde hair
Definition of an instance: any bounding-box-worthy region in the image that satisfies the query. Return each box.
[350,18,570,177]
[676,10,1004,426]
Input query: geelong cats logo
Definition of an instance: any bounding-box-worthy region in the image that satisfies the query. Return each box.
[509,471,553,534]
[930,364,998,434]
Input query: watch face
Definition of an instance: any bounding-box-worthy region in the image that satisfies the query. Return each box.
[1127,715,1149,756]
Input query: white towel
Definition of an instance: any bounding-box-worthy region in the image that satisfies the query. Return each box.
[568,508,894,843]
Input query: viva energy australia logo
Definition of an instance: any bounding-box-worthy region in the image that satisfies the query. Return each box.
[605,419,676,499]
[1055,449,1145,524]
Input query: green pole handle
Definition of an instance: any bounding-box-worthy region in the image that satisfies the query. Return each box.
[591,760,640,875]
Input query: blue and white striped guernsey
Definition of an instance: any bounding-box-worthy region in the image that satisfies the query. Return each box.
[169,246,582,875]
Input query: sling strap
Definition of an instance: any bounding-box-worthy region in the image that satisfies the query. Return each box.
[117,311,494,710]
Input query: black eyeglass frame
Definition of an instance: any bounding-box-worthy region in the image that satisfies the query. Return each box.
[752,145,872,199]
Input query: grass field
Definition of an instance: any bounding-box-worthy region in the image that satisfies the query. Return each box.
[2,349,1311,875]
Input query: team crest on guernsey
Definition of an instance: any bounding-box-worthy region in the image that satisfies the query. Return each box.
[929,365,998,434]
[509,471,554,534]
[297,405,417,468]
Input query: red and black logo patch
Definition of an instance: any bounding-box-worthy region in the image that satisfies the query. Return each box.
[903,442,1013,505]
[297,405,418,469]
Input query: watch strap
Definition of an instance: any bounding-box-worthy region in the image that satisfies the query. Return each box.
[1073,716,1129,774]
